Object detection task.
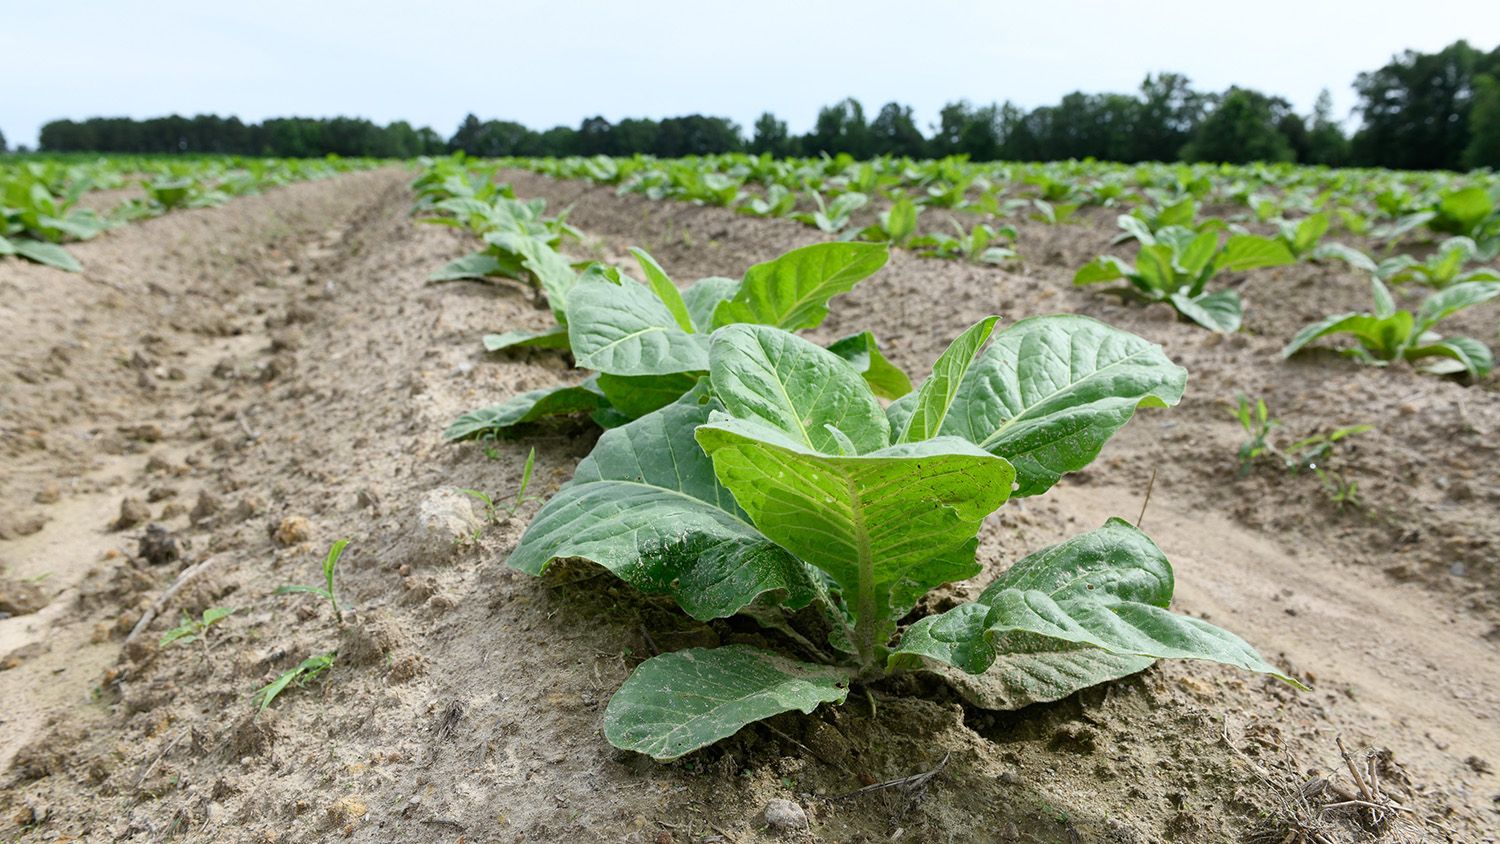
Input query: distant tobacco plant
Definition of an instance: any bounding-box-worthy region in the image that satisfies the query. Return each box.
[1074,226,1294,332]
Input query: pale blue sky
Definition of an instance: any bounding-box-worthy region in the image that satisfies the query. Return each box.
[3,0,1498,147]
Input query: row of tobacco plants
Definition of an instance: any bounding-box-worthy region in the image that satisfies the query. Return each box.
[415,156,1302,760]
[1,155,382,271]
[512,153,1500,379]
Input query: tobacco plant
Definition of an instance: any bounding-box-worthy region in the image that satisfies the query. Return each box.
[509,315,1295,759]
[1074,226,1294,332]
[1283,277,1499,379]
[446,242,903,441]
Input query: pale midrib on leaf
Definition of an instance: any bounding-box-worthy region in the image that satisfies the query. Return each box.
[583,324,670,359]
[976,346,1157,450]
[844,472,879,667]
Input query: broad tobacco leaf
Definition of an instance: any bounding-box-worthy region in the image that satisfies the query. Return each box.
[507,383,820,621]
[1169,289,1242,334]
[429,250,522,283]
[567,275,710,375]
[443,381,606,441]
[482,327,571,352]
[890,315,1186,497]
[713,242,888,330]
[698,326,1015,659]
[892,518,1300,701]
[604,645,850,760]
[826,331,914,400]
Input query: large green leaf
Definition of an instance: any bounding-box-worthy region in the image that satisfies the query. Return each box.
[892,519,1298,686]
[1169,289,1242,333]
[630,247,694,333]
[826,331,913,400]
[920,640,1155,711]
[896,316,999,443]
[507,384,820,621]
[934,315,1187,497]
[1282,312,1411,361]
[11,238,82,272]
[595,371,704,419]
[681,276,740,333]
[708,324,889,455]
[604,645,850,760]
[1214,234,1294,272]
[428,250,522,283]
[1437,186,1493,233]
[482,327,570,352]
[712,242,888,330]
[696,417,1013,661]
[567,275,710,375]
[1073,255,1130,285]
[443,382,605,441]
[1407,336,1494,379]
[1414,281,1500,335]
[487,231,578,318]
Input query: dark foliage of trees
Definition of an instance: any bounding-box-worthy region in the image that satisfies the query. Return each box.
[22,41,1500,169]
[36,115,446,157]
[1351,40,1500,170]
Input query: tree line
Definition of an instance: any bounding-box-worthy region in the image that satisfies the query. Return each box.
[18,40,1500,170]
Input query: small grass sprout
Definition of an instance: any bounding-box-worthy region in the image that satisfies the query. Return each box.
[160,607,236,650]
[275,538,349,624]
[252,652,336,712]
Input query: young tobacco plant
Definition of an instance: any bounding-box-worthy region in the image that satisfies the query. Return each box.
[509,316,1296,760]
[911,221,1018,264]
[1074,225,1294,332]
[791,190,867,234]
[1283,277,1499,379]
[446,242,905,441]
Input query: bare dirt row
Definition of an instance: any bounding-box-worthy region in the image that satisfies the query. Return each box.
[0,168,1495,843]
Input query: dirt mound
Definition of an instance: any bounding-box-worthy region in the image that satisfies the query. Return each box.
[0,169,1494,842]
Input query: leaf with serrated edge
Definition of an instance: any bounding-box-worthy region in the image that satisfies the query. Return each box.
[937,315,1186,497]
[604,645,850,759]
[507,383,820,621]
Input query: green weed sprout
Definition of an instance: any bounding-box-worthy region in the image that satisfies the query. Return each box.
[275,538,349,624]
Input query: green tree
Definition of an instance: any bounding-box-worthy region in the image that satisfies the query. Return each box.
[1132,73,1204,162]
[1351,40,1500,169]
[1304,89,1350,166]
[0,127,7,154]
[869,102,926,157]
[1182,88,1295,163]
[1463,73,1500,168]
[804,98,871,157]
[750,112,791,156]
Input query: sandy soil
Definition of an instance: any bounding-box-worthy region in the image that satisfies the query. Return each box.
[0,167,1495,843]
